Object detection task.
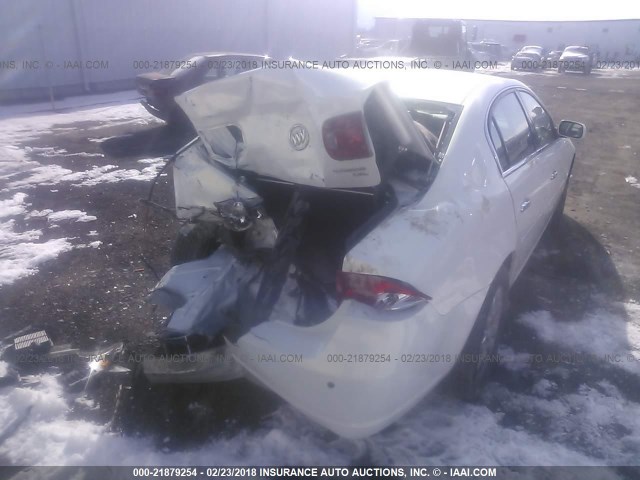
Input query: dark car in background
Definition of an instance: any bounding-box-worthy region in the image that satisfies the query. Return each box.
[558,46,594,74]
[136,52,266,127]
[511,45,545,70]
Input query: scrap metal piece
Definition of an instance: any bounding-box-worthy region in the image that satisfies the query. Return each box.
[14,331,52,351]
[150,247,261,337]
[88,342,126,373]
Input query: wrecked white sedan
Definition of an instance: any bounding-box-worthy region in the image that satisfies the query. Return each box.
[144,67,585,439]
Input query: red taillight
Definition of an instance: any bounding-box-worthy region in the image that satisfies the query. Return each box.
[336,272,430,311]
[322,112,371,160]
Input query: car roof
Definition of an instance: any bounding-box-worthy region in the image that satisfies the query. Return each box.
[334,68,523,106]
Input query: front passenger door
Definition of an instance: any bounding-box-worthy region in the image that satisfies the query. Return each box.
[516,91,571,216]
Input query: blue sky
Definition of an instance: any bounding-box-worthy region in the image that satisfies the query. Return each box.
[358,0,640,24]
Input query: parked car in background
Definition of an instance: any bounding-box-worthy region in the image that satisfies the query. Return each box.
[142,67,585,439]
[511,45,545,70]
[558,46,594,74]
[355,38,407,57]
[544,50,563,68]
[469,40,504,62]
[135,52,266,127]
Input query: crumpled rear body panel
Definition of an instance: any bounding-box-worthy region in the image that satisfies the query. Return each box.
[174,68,430,189]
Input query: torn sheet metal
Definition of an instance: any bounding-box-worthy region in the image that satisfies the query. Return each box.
[150,247,262,337]
[175,68,432,189]
[173,139,262,222]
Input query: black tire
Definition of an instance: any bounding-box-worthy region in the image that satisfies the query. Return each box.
[171,224,219,266]
[452,273,507,401]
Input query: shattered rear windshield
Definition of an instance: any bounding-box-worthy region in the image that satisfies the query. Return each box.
[404,100,462,161]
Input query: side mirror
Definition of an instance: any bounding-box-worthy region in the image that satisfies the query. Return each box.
[558,120,585,139]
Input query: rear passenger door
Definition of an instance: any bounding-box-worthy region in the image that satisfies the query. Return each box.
[488,91,550,277]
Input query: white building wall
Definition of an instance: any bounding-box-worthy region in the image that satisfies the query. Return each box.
[0,0,356,101]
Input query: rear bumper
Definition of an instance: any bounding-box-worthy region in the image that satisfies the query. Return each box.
[228,288,488,438]
[143,344,243,383]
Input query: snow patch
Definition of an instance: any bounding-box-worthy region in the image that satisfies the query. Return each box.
[0,373,348,466]
[7,165,75,189]
[24,146,105,158]
[0,93,161,193]
[625,176,640,189]
[518,303,640,375]
[26,209,54,219]
[0,198,82,284]
[47,210,97,224]
[7,160,166,190]
[369,394,601,466]
[0,304,639,466]
[76,241,102,249]
[0,145,39,178]
[531,378,557,398]
[0,193,29,219]
[483,381,640,465]
[497,345,532,372]
[0,235,73,285]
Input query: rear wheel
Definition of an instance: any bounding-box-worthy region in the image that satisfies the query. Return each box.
[453,274,507,401]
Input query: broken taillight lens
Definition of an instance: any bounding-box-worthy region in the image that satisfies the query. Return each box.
[336,272,430,311]
[322,112,371,160]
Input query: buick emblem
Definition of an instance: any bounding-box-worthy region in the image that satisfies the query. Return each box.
[289,124,310,150]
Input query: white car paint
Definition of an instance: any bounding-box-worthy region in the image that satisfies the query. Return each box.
[154,68,578,439]
[175,69,431,189]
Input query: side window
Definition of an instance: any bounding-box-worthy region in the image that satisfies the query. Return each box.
[489,118,508,171]
[490,92,536,170]
[518,92,556,148]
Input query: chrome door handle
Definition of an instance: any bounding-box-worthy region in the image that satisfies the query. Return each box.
[550,170,558,180]
[520,199,531,212]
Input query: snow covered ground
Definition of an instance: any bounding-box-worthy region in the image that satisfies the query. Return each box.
[0,298,638,467]
[0,91,639,470]
[0,91,166,286]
